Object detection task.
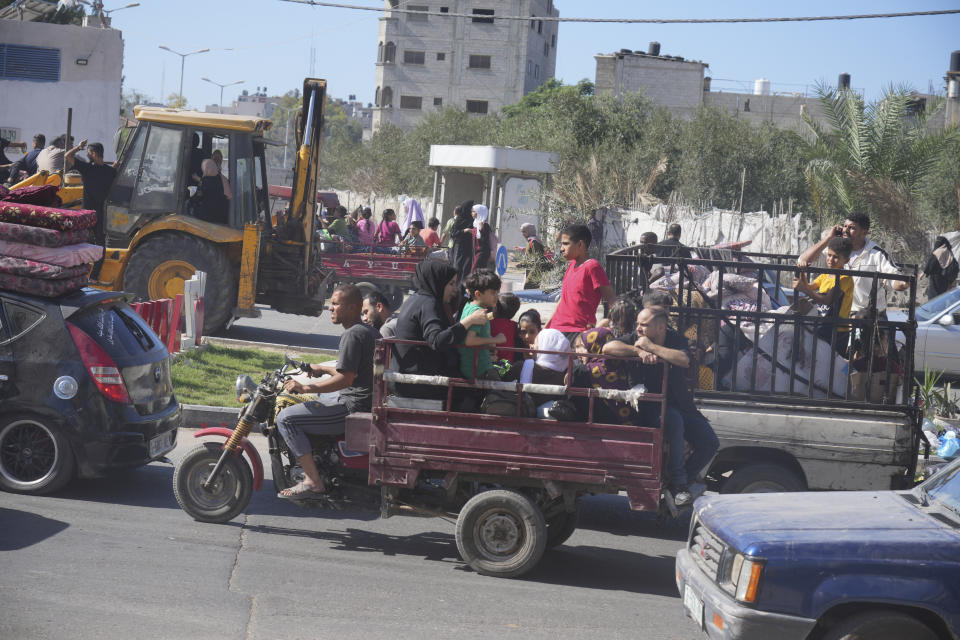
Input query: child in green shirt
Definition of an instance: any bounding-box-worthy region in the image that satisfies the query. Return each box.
[458,269,507,378]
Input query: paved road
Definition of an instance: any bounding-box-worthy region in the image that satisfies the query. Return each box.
[1,431,702,640]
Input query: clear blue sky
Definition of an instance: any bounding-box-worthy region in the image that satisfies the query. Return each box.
[115,1,959,109]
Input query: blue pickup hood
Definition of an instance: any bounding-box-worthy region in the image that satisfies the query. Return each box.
[696,491,960,560]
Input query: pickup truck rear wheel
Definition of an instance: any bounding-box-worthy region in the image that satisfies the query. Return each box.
[456,489,547,578]
[822,610,938,640]
[720,463,806,494]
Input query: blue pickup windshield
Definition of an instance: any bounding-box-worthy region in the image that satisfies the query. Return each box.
[924,458,960,515]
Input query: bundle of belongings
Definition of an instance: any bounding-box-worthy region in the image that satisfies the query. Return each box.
[0,184,101,297]
[645,259,900,403]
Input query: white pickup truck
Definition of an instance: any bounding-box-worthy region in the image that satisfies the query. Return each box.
[605,245,923,494]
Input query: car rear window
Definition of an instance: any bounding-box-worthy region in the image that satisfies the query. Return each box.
[69,303,164,362]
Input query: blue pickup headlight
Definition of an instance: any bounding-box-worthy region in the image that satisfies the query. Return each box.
[730,553,765,603]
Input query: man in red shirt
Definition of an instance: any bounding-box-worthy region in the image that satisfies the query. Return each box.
[546,223,616,342]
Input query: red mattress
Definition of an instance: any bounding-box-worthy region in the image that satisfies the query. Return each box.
[0,202,96,231]
[0,184,63,207]
[0,272,88,297]
[0,221,90,247]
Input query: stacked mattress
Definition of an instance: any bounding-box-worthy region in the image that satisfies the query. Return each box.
[0,193,102,298]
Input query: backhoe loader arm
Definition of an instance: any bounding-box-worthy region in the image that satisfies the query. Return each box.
[288,78,327,296]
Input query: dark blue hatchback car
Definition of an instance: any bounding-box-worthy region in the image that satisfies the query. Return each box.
[0,287,180,494]
[676,457,960,640]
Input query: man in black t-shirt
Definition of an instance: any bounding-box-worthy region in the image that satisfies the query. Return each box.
[603,306,718,507]
[276,284,380,499]
[66,139,117,279]
[657,223,692,259]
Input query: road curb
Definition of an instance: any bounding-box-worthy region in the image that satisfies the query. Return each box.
[203,335,338,357]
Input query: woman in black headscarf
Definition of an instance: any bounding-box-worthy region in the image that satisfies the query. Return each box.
[922,236,958,300]
[394,260,488,401]
[449,199,475,285]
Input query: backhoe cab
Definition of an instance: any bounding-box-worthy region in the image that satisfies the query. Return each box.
[92,78,330,333]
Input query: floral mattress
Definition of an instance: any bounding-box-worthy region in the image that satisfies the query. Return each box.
[0,202,96,231]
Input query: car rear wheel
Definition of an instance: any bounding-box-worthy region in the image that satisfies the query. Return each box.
[123,233,235,335]
[822,610,939,640]
[456,489,547,578]
[720,463,806,494]
[0,415,75,494]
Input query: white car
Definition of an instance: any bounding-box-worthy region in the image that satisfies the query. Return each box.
[889,287,960,378]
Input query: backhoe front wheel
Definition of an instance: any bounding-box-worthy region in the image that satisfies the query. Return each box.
[173,442,252,523]
[123,233,236,335]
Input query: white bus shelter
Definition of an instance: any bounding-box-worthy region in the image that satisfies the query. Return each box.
[428,145,558,250]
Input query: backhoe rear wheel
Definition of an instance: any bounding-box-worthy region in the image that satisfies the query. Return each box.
[123,233,235,335]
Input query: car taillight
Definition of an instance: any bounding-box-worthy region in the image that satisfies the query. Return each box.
[67,322,131,404]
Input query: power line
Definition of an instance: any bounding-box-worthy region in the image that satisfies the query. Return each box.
[277,1,960,24]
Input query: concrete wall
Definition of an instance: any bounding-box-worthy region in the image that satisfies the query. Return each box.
[373,0,558,131]
[594,52,706,116]
[0,20,123,161]
[705,91,824,132]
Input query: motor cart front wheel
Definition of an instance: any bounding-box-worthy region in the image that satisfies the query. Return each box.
[173,442,252,523]
[455,489,546,578]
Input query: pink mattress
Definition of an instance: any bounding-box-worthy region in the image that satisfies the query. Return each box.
[0,221,90,247]
[0,256,89,280]
[0,240,102,267]
[0,202,96,231]
[0,272,88,297]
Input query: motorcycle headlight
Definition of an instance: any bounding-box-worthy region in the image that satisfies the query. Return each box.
[731,554,764,603]
[235,374,257,401]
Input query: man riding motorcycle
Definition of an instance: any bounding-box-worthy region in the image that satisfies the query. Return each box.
[276,283,380,500]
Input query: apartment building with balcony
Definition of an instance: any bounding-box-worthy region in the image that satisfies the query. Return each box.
[372,0,559,132]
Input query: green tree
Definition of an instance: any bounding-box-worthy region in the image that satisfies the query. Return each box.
[803,85,958,243]
[166,93,187,109]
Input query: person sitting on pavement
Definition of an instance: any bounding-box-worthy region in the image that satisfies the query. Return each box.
[394,261,488,403]
[276,284,381,499]
[602,305,719,507]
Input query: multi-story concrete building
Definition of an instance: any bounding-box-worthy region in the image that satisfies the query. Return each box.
[595,43,826,131]
[372,0,559,132]
[0,14,123,161]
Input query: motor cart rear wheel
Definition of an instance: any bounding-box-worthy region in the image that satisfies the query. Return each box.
[173,442,252,523]
[123,233,235,335]
[456,489,546,578]
[545,509,578,548]
[720,463,806,494]
[821,610,938,640]
[0,414,74,494]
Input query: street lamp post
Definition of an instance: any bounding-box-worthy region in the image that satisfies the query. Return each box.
[270,103,299,169]
[201,78,244,114]
[158,45,210,107]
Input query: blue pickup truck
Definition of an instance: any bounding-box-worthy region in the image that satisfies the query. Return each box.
[675,457,960,640]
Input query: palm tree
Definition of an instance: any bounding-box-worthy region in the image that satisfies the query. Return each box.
[803,84,957,244]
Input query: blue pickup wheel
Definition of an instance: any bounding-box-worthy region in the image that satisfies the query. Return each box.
[822,610,938,640]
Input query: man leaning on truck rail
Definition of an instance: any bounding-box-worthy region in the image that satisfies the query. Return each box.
[797,212,908,318]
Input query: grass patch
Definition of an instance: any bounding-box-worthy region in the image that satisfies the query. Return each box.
[171,345,333,407]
